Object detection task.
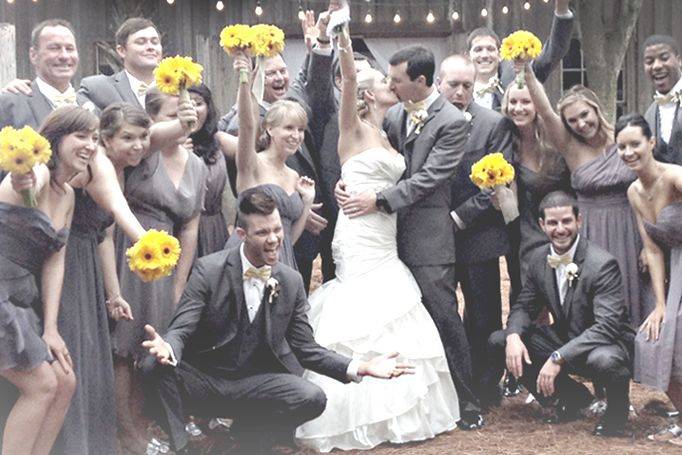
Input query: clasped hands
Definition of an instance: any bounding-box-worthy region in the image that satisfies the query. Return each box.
[505,333,561,398]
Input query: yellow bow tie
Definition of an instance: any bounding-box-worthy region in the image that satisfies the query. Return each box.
[475,76,503,97]
[243,266,271,282]
[137,82,150,97]
[654,90,682,106]
[547,254,572,269]
[404,99,427,115]
[52,89,77,108]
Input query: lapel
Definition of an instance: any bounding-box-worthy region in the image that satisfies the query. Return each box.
[398,107,408,152]
[113,71,142,108]
[561,237,588,319]
[226,247,246,325]
[404,94,445,147]
[543,249,564,326]
[262,265,283,348]
[27,79,55,126]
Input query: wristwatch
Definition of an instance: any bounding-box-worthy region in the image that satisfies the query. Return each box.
[375,192,391,213]
[550,351,564,365]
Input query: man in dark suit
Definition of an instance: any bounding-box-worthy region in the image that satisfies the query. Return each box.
[489,191,635,436]
[338,45,483,428]
[0,19,86,129]
[467,0,573,111]
[139,188,411,454]
[77,17,162,113]
[642,34,682,165]
[437,54,514,408]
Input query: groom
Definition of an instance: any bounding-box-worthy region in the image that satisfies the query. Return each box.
[338,45,482,427]
[488,191,635,436]
[138,188,411,454]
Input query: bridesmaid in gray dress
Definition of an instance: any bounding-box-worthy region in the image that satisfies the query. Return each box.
[521,62,653,327]
[0,107,98,455]
[228,52,314,266]
[615,114,682,446]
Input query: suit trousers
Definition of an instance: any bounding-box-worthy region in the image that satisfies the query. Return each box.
[457,258,503,401]
[409,264,480,414]
[489,326,631,426]
[138,357,326,452]
[294,223,336,294]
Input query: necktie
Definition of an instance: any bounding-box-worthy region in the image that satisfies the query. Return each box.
[52,87,77,108]
[243,266,271,282]
[475,76,503,97]
[137,82,150,97]
[654,90,682,106]
[547,253,572,269]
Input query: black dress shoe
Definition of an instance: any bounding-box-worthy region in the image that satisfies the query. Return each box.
[457,412,485,431]
[543,403,585,424]
[593,420,627,437]
[502,373,522,397]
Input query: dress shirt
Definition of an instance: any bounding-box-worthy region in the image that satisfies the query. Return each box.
[405,88,440,135]
[549,235,580,306]
[473,83,495,110]
[35,77,77,108]
[656,77,682,144]
[125,70,155,107]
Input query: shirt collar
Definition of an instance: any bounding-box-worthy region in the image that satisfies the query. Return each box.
[239,243,271,275]
[655,76,682,101]
[125,70,155,91]
[420,88,440,112]
[35,77,74,100]
[549,234,580,262]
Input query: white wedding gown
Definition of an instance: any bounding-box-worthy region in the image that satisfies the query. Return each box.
[295,148,459,452]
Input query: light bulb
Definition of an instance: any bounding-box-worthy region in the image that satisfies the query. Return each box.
[523,1,531,10]
[216,1,224,11]
[393,11,401,23]
[298,9,305,20]
[364,12,373,23]
[7,0,15,4]
[426,11,435,23]
[166,0,174,4]
[502,5,509,14]
[481,7,488,17]
[451,11,460,21]
[255,5,263,15]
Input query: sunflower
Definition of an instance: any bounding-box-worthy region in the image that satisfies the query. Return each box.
[17,126,51,165]
[0,126,35,175]
[126,229,181,282]
[469,152,515,189]
[251,24,285,57]
[500,30,542,61]
[220,24,254,55]
[154,56,204,95]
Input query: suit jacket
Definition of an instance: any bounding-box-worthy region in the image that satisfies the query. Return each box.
[163,247,352,382]
[506,238,635,363]
[451,103,514,264]
[380,94,469,266]
[0,79,81,129]
[77,70,142,114]
[492,13,574,110]
[644,101,682,165]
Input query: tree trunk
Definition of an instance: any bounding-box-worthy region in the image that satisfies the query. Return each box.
[577,0,643,124]
[0,24,16,88]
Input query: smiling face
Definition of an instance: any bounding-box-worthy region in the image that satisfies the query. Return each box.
[59,129,98,174]
[117,26,162,74]
[504,85,536,129]
[644,43,682,95]
[616,124,655,172]
[561,100,600,140]
[30,25,79,90]
[540,205,582,255]
[468,35,500,80]
[237,210,284,267]
[103,122,150,168]
[263,54,290,103]
[268,119,305,156]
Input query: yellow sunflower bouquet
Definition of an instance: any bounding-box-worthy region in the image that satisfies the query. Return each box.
[126,229,181,282]
[154,56,204,130]
[219,23,285,100]
[0,125,52,207]
[470,152,518,224]
[500,30,543,88]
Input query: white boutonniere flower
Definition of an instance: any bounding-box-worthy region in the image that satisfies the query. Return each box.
[266,277,280,304]
[566,263,579,287]
[410,109,429,135]
[463,111,472,122]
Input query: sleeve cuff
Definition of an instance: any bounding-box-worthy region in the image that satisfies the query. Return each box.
[555,10,573,19]
[346,359,363,383]
[313,45,333,56]
[449,211,466,230]
[166,342,178,367]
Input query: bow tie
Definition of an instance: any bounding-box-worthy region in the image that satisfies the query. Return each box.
[52,88,77,108]
[137,82,150,97]
[547,254,572,269]
[243,266,271,282]
[404,99,427,115]
[653,90,682,106]
[475,76,503,97]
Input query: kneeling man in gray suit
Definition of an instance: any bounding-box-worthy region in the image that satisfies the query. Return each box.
[489,191,634,437]
[139,187,412,454]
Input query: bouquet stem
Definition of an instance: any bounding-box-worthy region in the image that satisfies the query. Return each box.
[178,87,196,132]
[239,68,249,84]
[515,67,525,89]
[21,188,36,208]
[495,184,519,224]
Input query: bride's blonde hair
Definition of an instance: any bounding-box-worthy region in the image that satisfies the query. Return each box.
[356,69,384,117]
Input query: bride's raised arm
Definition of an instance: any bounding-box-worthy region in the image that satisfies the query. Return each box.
[337,27,362,138]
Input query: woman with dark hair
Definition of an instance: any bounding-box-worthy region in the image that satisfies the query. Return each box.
[518,61,654,328]
[0,106,96,455]
[616,113,682,446]
[187,84,229,257]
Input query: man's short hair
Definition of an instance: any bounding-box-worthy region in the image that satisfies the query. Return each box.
[467,27,501,51]
[538,191,579,220]
[115,17,159,48]
[389,46,435,86]
[31,19,75,49]
[643,35,680,56]
[236,188,278,229]
[438,54,476,79]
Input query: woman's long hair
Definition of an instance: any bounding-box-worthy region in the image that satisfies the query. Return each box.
[188,84,220,165]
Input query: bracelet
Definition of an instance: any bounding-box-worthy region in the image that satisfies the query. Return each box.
[105,294,121,305]
[338,45,352,54]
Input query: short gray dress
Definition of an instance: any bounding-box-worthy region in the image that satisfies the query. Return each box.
[225,183,304,270]
[571,145,654,327]
[112,151,207,359]
[0,202,68,371]
[197,152,228,258]
[634,203,682,391]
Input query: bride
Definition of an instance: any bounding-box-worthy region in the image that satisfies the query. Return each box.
[295,26,459,452]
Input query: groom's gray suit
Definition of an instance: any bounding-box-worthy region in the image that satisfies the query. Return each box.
[379,93,479,413]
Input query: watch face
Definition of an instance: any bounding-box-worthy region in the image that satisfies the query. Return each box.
[551,352,560,363]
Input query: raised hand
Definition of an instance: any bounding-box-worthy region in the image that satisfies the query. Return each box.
[141,324,172,365]
[233,51,252,75]
[177,98,198,133]
[359,352,415,379]
[505,333,531,379]
[296,175,316,205]
[10,169,36,193]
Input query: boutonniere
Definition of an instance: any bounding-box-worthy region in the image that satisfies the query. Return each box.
[566,263,580,287]
[266,277,280,304]
[410,109,429,135]
[463,111,472,122]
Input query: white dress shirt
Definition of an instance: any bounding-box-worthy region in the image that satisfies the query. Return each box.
[405,88,440,135]
[656,76,682,144]
[125,70,155,107]
[473,83,495,111]
[35,77,77,108]
[549,235,580,306]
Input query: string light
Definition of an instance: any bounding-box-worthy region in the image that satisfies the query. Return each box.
[364,12,373,23]
[166,0,174,4]
[393,10,401,24]
[298,9,305,20]
[502,5,509,14]
[426,10,435,23]
[523,1,531,10]
[216,1,224,11]
[451,11,460,21]
[481,7,488,17]
[6,0,15,4]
